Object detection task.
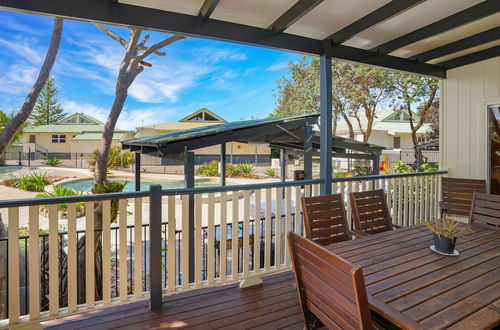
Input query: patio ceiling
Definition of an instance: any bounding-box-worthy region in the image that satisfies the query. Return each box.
[1,0,499,78]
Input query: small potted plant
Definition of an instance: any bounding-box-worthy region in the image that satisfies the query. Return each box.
[423,215,467,255]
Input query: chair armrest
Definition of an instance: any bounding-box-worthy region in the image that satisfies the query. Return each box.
[351,229,369,238]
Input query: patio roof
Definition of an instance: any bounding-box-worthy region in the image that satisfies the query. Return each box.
[1,0,499,78]
[121,114,385,158]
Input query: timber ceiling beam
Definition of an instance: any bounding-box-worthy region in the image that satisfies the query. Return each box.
[371,0,500,55]
[198,0,220,20]
[409,26,500,62]
[268,0,324,34]
[327,0,426,45]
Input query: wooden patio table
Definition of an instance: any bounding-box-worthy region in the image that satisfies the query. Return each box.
[325,223,500,330]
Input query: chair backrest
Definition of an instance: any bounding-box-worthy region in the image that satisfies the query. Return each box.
[350,189,393,234]
[287,232,372,330]
[470,192,500,229]
[301,193,351,245]
[442,178,487,216]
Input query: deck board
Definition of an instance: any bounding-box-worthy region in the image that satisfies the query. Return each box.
[41,271,302,330]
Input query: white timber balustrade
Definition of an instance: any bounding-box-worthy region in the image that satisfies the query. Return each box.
[0,171,446,326]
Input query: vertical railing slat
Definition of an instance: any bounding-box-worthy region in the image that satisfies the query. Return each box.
[167,195,176,292]
[242,191,250,277]
[49,204,60,314]
[207,193,215,286]
[219,192,227,281]
[194,194,202,286]
[397,178,404,226]
[403,177,409,226]
[67,203,78,311]
[84,202,95,309]
[119,199,128,301]
[102,200,111,305]
[264,188,272,272]
[181,195,189,289]
[294,186,301,235]
[134,198,142,298]
[274,187,282,268]
[231,191,239,279]
[8,207,20,323]
[28,205,40,319]
[419,176,425,222]
[284,186,292,267]
[253,189,261,275]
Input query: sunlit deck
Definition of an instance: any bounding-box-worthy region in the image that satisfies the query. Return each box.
[41,271,302,330]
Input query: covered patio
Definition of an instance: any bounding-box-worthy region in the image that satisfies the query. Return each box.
[0,0,499,329]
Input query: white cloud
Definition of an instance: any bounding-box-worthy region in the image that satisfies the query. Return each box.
[265,61,288,72]
[0,38,43,65]
[0,64,38,95]
[62,100,177,130]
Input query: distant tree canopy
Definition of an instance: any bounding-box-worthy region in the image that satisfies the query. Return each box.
[0,110,26,146]
[30,75,67,125]
[272,56,439,151]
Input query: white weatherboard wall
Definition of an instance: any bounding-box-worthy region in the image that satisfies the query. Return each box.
[440,56,500,180]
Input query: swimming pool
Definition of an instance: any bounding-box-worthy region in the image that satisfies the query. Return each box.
[58,177,216,192]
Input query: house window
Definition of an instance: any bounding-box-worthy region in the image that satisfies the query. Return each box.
[52,134,66,143]
[29,135,36,143]
[394,136,401,149]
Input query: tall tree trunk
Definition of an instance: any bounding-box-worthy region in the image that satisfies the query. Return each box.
[340,112,355,139]
[0,18,63,157]
[407,103,423,168]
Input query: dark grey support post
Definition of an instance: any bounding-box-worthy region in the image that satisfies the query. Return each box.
[135,153,141,191]
[149,184,162,311]
[184,151,195,283]
[280,149,287,182]
[28,148,31,167]
[220,144,226,186]
[320,41,333,195]
[303,126,313,180]
[372,154,380,189]
[372,154,380,175]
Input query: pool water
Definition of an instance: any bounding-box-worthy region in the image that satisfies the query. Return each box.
[59,177,216,192]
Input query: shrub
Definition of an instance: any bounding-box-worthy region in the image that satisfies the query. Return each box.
[92,181,127,222]
[238,162,255,175]
[420,163,438,172]
[44,157,61,167]
[352,162,372,176]
[264,168,276,177]
[197,161,220,177]
[226,164,241,177]
[88,146,134,171]
[36,185,85,211]
[393,161,414,174]
[5,172,52,192]
[334,171,353,178]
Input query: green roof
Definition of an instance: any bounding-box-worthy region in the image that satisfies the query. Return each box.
[25,125,127,134]
[123,114,318,145]
[72,132,125,141]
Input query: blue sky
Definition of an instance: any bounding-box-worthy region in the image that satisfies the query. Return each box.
[0,10,301,130]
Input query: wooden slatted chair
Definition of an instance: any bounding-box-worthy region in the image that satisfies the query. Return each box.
[349,189,399,235]
[301,194,357,246]
[470,192,500,229]
[440,177,487,217]
[287,232,374,329]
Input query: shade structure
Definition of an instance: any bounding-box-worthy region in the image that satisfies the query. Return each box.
[1,0,499,78]
[121,114,384,158]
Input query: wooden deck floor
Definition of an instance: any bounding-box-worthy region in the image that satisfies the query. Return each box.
[41,271,303,330]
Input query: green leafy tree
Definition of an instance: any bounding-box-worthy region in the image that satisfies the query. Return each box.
[272,56,394,142]
[393,73,439,166]
[30,76,67,125]
[0,110,25,146]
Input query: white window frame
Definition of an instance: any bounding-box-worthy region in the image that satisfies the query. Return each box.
[51,134,67,143]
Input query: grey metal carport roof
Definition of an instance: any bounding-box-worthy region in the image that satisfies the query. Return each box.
[121,114,384,158]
